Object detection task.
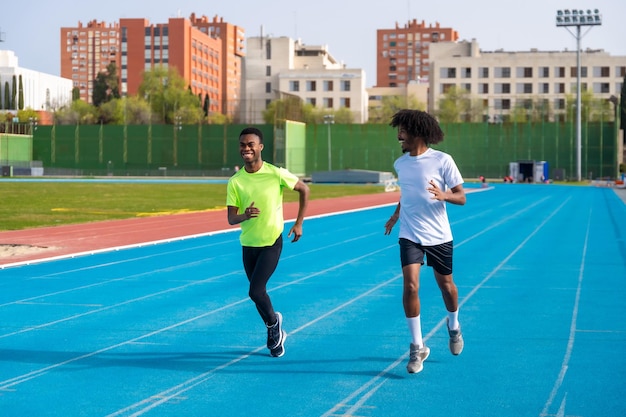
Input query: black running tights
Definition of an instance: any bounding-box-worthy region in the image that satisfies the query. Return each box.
[242,235,283,326]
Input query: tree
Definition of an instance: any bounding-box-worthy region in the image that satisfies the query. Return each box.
[619,75,626,130]
[11,75,16,109]
[138,67,202,124]
[3,81,9,109]
[18,74,24,110]
[367,95,425,124]
[436,86,476,123]
[203,93,210,117]
[262,96,306,124]
[54,99,98,125]
[92,62,120,107]
[72,87,81,101]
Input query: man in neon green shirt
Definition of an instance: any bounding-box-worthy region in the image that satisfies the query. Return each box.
[227,127,309,357]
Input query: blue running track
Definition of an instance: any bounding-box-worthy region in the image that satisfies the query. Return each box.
[0,184,625,417]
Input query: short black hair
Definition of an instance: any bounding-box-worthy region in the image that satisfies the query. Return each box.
[239,127,264,143]
[389,109,444,145]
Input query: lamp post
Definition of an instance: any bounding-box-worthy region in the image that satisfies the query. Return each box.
[556,8,602,182]
[323,114,334,171]
[28,117,38,135]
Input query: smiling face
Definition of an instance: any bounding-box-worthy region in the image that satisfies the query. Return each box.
[239,133,264,169]
[397,126,427,156]
[397,127,414,153]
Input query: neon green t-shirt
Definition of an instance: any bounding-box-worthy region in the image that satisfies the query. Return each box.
[226,162,300,247]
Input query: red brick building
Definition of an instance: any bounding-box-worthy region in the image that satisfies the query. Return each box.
[376,19,459,87]
[60,20,120,103]
[60,14,244,118]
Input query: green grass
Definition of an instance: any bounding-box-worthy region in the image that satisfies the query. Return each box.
[0,181,387,231]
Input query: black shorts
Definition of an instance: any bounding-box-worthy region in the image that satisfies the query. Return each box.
[399,238,453,275]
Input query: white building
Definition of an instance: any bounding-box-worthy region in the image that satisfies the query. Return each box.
[242,36,368,124]
[0,50,72,112]
[428,39,626,121]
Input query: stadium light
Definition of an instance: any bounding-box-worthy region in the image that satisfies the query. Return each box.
[556,8,602,181]
[324,114,334,171]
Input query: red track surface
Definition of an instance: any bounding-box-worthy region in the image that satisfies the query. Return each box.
[0,192,400,267]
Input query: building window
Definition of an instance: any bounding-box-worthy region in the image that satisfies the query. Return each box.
[289,81,300,92]
[306,98,316,106]
[265,82,271,93]
[570,67,588,77]
[306,80,316,92]
[266,40,271,59]
[593,66,610,77]
[516,67,533,78]
[593,83,610,94]
[323,80,334,91]
[479,83,489,94]
[440,67,456,78]
[461,68,471,78]
[340,80,351,91]
[555,98,565,109]
[540,83,549,94]
[340,97,351,108]
[494,67,511,78]
[555,67,566,78]
[539,67,549,78]
[266,66,271,76]
[516,83,532,94]
[494,83,511,94]
[479,67,489,78]
[441,83,455,94]
[555,83,565,93]
[323,97,334,108]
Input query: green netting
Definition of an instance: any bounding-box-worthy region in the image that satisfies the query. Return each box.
[30,121,618,180]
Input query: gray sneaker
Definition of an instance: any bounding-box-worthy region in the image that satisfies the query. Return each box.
[407,343,430,373]
[447,320,464,355]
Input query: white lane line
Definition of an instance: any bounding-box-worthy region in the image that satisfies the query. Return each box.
[322,196,571,417]
[539,208,590,417]
[0,243,394,394]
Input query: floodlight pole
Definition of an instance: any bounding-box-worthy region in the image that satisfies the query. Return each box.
[324,114,334,171]
[575,24,582,182]
[556,9,602,182]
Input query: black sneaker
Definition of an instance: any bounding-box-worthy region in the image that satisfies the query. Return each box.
[266,312,286,357]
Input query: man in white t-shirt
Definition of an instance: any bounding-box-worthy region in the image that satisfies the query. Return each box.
[384,109,466,374]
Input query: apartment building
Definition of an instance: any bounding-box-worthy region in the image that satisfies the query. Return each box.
[428,39,626,121]
[119,17,223,114]
[243,36,368,124]
[60,20,120,103]
[376,19,459,88]
[188,13,245,118]
[61,14,243,117]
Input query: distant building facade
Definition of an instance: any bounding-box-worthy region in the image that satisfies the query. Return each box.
[188,13,245,118]
[376,19,459,88]
[60,14,244,118]
[243,36,368,124]
[60,20,120,104]
[0,50,72,113]
[428,39,626,121]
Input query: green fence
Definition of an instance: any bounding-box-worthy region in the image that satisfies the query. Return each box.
[29,121,619,180]
[1,134,33,165]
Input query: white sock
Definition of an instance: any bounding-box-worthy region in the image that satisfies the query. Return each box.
[406,316,423,347]
[447,310,460,330]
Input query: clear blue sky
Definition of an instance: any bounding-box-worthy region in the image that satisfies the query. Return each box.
[2,0,624,88]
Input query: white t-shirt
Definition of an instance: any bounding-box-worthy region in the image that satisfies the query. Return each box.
[394,148,464,246]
